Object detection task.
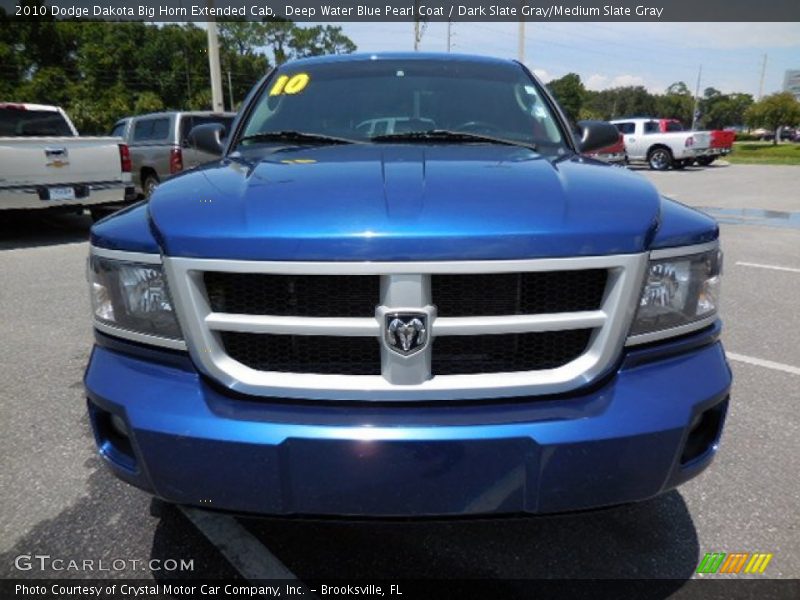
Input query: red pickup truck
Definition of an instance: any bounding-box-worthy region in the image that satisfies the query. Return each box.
[584,132,627,165]
[658,119,734,165]
[706,130,736,164]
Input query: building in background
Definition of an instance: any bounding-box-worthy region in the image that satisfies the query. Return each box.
[784,70,800,101]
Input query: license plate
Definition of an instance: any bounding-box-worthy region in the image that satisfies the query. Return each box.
[48,187,76,201]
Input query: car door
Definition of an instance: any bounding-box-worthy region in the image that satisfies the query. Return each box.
[639,121,661,159]
[147,117,171,180]
[128,118,152,189]
[177,115,196,169]
[614,122,641,159]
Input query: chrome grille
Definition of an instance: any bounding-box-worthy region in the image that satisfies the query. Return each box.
[164,254,648,401]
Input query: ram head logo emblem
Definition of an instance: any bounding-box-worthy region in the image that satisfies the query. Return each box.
[385,313,428,356]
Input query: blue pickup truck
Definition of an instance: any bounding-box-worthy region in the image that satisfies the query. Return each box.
[85,53,730,517]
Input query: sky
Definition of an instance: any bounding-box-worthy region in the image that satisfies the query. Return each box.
[328,22,800,97]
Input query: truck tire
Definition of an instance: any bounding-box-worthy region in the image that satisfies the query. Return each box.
[143,173,160,199]
[696,156,715,166]
[647,147,672,171]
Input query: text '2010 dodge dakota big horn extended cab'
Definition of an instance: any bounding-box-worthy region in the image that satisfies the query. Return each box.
[85,54,731,517]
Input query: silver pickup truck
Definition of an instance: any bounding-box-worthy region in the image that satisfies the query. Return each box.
[0,103,135,215]
[611,117,711,171]
[110,111,235,198]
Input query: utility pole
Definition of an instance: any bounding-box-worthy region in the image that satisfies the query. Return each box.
[691,64,702,131]
[413,1,426,51]
[206,13,224,112]
[227,70,234,111]
[517,0,526,63]
[447,21,452,52]
[182,49,192,107]
[413,20,427,51]
[758,54,768,100]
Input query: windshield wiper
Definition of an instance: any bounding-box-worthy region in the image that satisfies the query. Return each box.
[371,130,537,150]
[238,130,358,146]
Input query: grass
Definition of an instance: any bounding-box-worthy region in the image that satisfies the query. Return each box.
[726,142,800,165]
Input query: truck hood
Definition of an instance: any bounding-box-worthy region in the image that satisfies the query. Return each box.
[148,144,661,261]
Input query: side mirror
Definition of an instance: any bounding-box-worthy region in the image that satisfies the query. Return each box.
[577,120,620,154]
[187,123,226,156]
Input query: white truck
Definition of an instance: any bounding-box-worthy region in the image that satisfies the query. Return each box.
[0,103,135,217]
[610,117,711,171]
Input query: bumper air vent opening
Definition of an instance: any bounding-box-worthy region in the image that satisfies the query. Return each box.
[680,398,728,465]
[88,400,137,471]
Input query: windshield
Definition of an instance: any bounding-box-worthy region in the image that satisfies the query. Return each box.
[239,58,567,152]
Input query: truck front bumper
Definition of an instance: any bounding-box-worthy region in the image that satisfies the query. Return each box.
[85,324,731,517]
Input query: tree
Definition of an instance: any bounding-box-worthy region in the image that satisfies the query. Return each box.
[288,25,357,58]
[666,81,691,96]
[15,66,75,107]
[264,19,295,65]
[218,22,271,109]
[577,104,605,120]
[547,73,585,122]
[745,92,800,144]
[262,20,356,65]
[703,93,753,129]
[584,86,657,120]
[0,9,27,98]
[656,81,694,125]
[1,18,357,133]
[133,92,165,115]
[68,82,132,134]
[219,21,267,56]
[218,21,355,108]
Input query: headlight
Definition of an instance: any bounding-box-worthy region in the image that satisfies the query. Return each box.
[88,255,182,342]
[629,246,722,341]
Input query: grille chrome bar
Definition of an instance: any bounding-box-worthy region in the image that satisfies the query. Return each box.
[206,313,381,337]
[205,310,608,337]
[164,253,648,401]
[434,311,607,336]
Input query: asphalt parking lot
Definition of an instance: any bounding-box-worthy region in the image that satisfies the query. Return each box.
[1,163,798,592]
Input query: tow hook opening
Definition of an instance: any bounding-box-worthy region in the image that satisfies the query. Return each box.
[88,400,137,471]
[681,397,728,465]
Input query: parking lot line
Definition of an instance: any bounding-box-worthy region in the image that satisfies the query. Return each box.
[726,352,800,376]
[179,506,299,580]
[735,261,800,274]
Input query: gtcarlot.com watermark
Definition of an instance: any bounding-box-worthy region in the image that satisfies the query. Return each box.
[14,554,194,572]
